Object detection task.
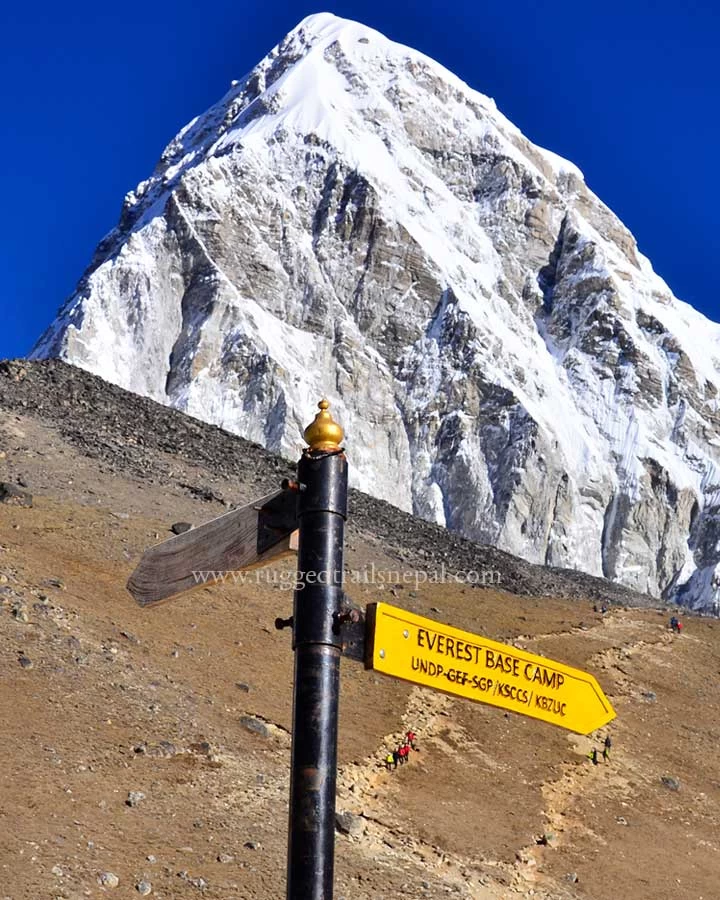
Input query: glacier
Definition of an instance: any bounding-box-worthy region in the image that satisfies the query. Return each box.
[31,13,720,614]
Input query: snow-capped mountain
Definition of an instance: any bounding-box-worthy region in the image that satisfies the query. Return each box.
[32,13,720,613]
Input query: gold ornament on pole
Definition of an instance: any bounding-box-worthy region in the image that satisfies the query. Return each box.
[303,399,344,452]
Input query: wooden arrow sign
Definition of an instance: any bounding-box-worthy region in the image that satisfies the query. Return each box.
[365,602,615,734]
[127,489,298,607]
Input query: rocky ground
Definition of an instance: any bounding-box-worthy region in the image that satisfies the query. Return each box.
[0,361,657,606]
[1,359,719,899]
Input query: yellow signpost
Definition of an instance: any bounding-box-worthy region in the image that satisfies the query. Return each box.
[366,602,615,734]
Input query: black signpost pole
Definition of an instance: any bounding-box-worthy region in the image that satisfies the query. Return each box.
[286,401,347,900]
[127,402,617,898]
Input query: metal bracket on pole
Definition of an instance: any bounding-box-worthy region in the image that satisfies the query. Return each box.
[335,595,366,663]
[277,595,367,663]
[256,489,299,555]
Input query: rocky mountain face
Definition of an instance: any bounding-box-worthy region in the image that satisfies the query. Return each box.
[31,14,720,613]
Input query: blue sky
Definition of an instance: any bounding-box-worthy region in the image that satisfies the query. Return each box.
[1,0,718,359]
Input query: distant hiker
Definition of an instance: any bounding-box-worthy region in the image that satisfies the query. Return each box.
[385,753,394,772]
[405,730,416,749]
[588,748,599,765]
[676,620,684,634]
[603,735,612,761]
[669,616,678,633]
[593,603,599,613]
[399,744,410,765]
[600,604,608,615]
[392,749,400,769]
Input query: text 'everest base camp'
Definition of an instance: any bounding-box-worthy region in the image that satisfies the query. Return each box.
[31,12,720,615]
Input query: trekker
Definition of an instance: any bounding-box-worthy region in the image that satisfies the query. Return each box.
[669,615,678,633]
[603,735,612,761]
[405,730,416,749]
[588,748,599,765]
[677,620,684,634]
[392,749,400,769]
[385,752,394,772]
[399,744,410,765]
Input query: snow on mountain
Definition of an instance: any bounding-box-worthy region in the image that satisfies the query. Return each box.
[31,12,720,613]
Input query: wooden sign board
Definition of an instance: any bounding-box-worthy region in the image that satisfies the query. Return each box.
[365,602,615,734]
[127,489,298,607]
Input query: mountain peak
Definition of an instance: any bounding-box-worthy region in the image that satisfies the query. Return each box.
[30,17,720,615]
[287,11,377,44]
